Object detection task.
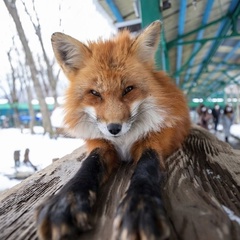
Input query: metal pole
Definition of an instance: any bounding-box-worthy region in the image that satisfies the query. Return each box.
[139,0,169,72]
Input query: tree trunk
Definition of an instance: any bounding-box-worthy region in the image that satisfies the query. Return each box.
[3,0,53,136]
[37,31,58,106]
[0,126,240,240]
[25,83,35,134]
[22,0,59,107]
[14,36,36,133]
[6,51,21,128]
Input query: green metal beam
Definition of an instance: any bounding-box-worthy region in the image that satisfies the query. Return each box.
[223,71,240,85]
[186,2,240,96]
[167,15,229,49]
[170,10,239,81]
[172,14,238,79]
[193,70,239,90]
[173,43,204,78]
[191,41,240,94]
[200,72,240,98]
[209,61,240,68]
[178,68,239,79]
[139,0,170,72]
[170,33,240,46]
[173,31,240,79]
[160,22,170,73]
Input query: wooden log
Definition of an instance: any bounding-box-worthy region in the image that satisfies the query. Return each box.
[0,126,240,240]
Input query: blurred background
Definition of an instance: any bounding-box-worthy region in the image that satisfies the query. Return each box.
[0,0,239,191]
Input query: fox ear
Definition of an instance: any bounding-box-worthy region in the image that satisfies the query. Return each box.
[131,20,161,63]
[51,32,91,75]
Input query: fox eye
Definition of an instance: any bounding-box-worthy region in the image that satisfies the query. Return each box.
[123,86,134,96]
[90,90,101,98]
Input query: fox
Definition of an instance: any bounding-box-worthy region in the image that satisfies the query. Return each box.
[36,20,191,240]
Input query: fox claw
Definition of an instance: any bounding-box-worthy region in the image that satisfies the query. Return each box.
[113,194,170,240]
[36,190,94,240]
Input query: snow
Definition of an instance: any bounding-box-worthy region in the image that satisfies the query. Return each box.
[222,205,240,225]
[0,127,84,191]
[0,175,20,190]
[231,124,240,139]
[50,107,65,128]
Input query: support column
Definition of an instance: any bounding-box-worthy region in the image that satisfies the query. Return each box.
[139,0,169,72]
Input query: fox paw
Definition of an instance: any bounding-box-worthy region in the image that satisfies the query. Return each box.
[36,189,96,240]
[113,194,170,240]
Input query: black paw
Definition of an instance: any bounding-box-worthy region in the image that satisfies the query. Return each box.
[113,194,170,240]
[36,151,103,240]
[36,189,96,240]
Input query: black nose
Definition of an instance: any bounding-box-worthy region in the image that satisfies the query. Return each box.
[107,123,122,135]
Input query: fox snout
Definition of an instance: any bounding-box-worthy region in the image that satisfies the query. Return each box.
[107,123,122,135]
[97,121,131,138]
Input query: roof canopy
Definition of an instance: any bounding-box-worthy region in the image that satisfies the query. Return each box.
[95,0,240,101]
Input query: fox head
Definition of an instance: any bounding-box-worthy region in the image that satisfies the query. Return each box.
[51,21,177,142]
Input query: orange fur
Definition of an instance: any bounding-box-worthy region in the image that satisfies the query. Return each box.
[86,139,119,181]
[51,21,191,170]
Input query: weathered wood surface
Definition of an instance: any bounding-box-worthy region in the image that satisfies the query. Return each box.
[0,126,240,240]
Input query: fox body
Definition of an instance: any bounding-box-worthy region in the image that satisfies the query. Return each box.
[52,21,190,166]
[36,21,190,240]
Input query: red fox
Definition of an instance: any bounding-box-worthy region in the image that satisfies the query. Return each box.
[36,21,191,240]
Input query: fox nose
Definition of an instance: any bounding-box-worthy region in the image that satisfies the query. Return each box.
[107,123,122,135]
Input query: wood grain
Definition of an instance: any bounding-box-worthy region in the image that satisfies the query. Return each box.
[0,126,240,240]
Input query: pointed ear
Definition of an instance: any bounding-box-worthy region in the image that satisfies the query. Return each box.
[51,32,91,75]
[131,20,161,63]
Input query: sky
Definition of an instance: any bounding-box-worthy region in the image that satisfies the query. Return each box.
[0,0,116,90]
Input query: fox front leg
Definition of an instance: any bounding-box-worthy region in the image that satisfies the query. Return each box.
[36,149,108,240]
[113,149,170,240]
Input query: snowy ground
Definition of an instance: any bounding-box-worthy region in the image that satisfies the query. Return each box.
[231,124,240,139]
[215,124,240,139]
[0,127,84,191]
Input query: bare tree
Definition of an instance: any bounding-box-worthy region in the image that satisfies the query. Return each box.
[3,0,53,136]
[22,75,36,134]
[13,37,36,134]
[6,48,21,128]
[36,54,51,97]
[22,0,59,107]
